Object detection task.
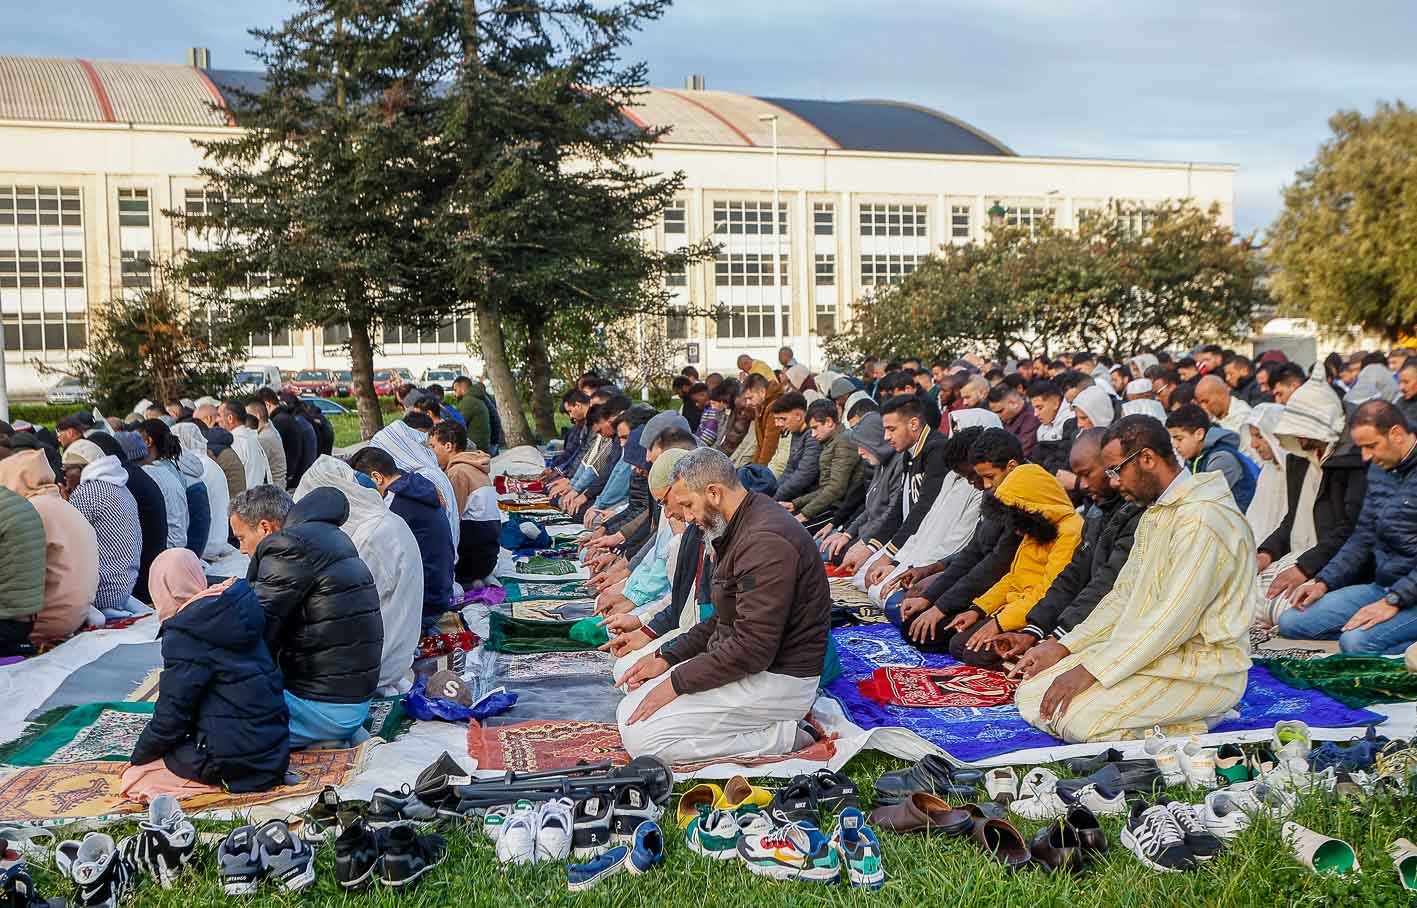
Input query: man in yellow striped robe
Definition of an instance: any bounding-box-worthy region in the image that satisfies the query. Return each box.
[1014,415,1255,743]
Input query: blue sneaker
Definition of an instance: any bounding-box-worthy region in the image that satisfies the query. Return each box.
[830,808,885,889]
[625,821,665,875]
[566,845,629,892]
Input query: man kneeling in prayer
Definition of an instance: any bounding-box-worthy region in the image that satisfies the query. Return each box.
[617,447,830,763]
[1014,415,1255,743]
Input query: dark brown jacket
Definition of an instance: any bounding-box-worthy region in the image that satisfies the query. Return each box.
[662,491,831,695]
[750,382,784,466]
[717,397,756,457]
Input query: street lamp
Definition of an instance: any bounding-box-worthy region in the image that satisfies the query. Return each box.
[757,112,785,352]
[987,200,1007,224]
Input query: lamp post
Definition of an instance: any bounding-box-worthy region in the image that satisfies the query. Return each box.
[757,113,785,352]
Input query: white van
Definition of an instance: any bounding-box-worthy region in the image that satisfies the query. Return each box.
[234,365,283,394]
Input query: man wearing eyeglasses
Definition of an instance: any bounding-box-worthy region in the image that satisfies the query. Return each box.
[1013,414,1255,743]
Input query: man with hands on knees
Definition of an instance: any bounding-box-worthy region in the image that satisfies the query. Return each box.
[616,447,830,763]
[1013,415,1254,743]
[1278,402,1417,654]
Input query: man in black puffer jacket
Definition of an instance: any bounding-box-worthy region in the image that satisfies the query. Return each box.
[233,485,383,748]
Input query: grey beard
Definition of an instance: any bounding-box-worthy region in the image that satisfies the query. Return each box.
[699,508,728,543]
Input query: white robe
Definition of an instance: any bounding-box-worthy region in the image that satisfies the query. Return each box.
[231,425,272,488]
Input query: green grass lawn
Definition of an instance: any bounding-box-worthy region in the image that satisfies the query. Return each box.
[22,751,1417,906]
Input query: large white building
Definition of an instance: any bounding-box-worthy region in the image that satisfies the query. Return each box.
[0,53,1235,396]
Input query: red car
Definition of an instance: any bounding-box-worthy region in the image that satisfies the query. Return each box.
[286,369,336,397]
[372,369,402,397]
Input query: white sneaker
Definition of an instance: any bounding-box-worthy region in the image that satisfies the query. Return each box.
[1275,740,1310,772]
[1068,782,1127,817]
[1010,788,1064,821]
[1200,791,1254,841]
[1144,727,1186,787]
[535,798,575,862]
[484,800,532,844]
[494,805,540,865]
[1179,739,1218,790]
[985,767,1019,803]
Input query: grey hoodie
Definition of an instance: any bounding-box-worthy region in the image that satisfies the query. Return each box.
[841,414,904,543]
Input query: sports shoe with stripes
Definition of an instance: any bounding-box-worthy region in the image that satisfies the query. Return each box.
[118,794,196,889]
[1119,802,1195,873]
[55,833,134,907]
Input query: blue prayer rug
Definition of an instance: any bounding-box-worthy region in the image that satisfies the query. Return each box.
[823,624,1385,764]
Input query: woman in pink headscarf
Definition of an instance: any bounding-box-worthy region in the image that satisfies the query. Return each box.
[120,549,290,802]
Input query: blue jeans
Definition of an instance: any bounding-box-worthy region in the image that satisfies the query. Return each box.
[284,692,370,749]
[1276,582,1417,655]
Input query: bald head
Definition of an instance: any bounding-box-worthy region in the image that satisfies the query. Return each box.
[194,403,218,428]
[1194,374,1232,420]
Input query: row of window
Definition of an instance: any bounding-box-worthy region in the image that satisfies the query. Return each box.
[666,303,838,341]
[0,186,82,227]
[663,200,1081,240]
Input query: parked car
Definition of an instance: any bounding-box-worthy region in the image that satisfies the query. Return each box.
[234,365,283,394]
[420,368,461,385]
[372,369,402,397]
[45,376,91,405]
[331,370,353,397]
[300,396,350,416]
[287,369,336,397]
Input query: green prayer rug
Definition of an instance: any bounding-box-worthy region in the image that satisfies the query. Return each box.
[486,612,599,654]
[0,697,410,768]
[1257,655,1417,708]
[515,555,580,576]
[503,580,589,602]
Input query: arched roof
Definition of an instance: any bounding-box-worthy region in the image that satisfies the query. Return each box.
[0,55,1014,156]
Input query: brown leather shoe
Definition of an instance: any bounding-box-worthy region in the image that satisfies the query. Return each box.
[1065,805,1109,855]
[867,792,954,833]
[938,802,1005,837]
[972,818,1033,869]
[1030,820,1084,872]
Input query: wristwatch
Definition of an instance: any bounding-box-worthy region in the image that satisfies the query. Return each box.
[1385,592,1402,606]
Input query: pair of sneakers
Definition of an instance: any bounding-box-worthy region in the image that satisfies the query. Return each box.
[1119,799,1223,873]
[334,820,447,890]
[1010,769,1126,821]
[1144,728,1217,789]
[490,798,578,865]
[57,796,197,905]
[565,821,665,891]
[736,809,885,888]
[552,785,664,861]
[218,820,317,895]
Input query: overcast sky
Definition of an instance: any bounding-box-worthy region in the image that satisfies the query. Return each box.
[10,0,1414,234]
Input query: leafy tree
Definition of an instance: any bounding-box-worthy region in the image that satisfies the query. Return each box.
[433,0,715,446]
[66,283,245,414]
[169,0,457,440]
[1268,101,1417,341]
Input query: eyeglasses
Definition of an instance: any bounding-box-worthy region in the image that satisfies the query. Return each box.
[1103,446,1148,480]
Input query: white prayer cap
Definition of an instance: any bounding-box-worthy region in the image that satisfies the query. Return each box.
[1125,378,1153,396]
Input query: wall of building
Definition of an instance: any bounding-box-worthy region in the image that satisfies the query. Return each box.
[1,118,1235,396]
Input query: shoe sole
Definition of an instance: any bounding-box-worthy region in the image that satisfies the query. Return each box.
[742,858,839,883]
[221,880,260,896]
[686,838,740,860]
[338,862,377,890]
[1119,827,1190,873]
[848,870,886,890]
[382,861,440,889]
[567,865,623,892]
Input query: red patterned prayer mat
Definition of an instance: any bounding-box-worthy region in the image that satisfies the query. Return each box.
[823,563,855,579]
[494,476,545,495]
[856,666,1018,709]
[468,719,837,773]
[416,630,479,661]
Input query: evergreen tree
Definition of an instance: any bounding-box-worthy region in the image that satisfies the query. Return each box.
[169,0,456,439]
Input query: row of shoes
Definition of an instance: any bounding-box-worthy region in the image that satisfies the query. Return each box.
[48,796,196,907]
[677,769,861,828]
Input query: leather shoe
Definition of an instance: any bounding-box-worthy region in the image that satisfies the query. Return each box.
[1064,748,1128,775]
[1030,820,1083,872]
[1056,762,1163,798]
[874,755,982,805]
[972,818,1032,869]
[938,802,1005,837]
[1064,805,1108,855]
[867,792,956,833]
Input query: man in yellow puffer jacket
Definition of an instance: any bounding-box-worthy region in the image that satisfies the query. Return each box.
[946,463,1083,668]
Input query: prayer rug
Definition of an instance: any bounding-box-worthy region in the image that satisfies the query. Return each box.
[492,650,614,682]
[856,666,1017,709]
[486,613,597,655]
[127,669,162,703]
[514,556,580,577]
[824,623,1386,764]
[494,476,545,495]
[832,601,889,625]
[1258,656,1417,708]
[0,743,371,824]
[467,719,837,774]
[828,577,873,607]
[3,699,406,768]
[27,643,162,719]
[510,600,596,622]
[415,631,479,662]
[1250,625,1336,660]
[503,581,589,602]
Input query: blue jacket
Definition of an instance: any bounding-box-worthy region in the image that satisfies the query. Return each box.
[184,481,211,556]
[131,580,290,792]
[1191,426,1257,512]
[551,422,588,473]
[388,472,455,615]
[1318,445,1417,607]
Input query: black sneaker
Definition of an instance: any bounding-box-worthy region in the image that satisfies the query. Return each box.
[0,863,48,908]
[1161,800,1223,862]
[808,769,860,814]
[217,826,264,896]
[368,785,440,827]
[571,796,614,860]
[300,786,365,842]
[118,794,197,889]
[56,833,134,907]
[414,752,472,815]
[610,785,662,845]
[334,820,382,891]
[379,825,446,889]
[255,820,316,892]
[767,776,818,825]
[1119,802,1195,873]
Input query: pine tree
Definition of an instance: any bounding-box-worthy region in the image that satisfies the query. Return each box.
[169,0,457,439]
